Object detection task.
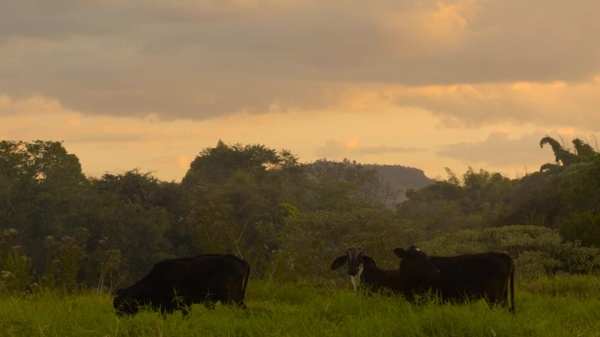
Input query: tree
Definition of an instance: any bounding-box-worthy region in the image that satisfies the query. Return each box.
[303,159,393,211]
[86,170,175,282]
[180,170,279,277]
[509,137,599,232]
[540,136,596,172]
[180,141,317,277]
[0,228,31,294]
[182,140,299,188]
[397,167,514,231]
[0,140,89,271]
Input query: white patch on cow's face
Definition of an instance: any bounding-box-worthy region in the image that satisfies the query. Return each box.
[415,247,421,251]
[350,263,364,293]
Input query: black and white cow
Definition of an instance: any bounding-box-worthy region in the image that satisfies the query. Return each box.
[394,246,515,312]
[331,247,407,294]
[113,254,250,317]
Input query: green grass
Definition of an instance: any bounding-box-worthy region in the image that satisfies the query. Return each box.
[1,276,599,337]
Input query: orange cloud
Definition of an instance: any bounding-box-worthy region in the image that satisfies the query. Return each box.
[0,95,66,116]
[420,2,471,46]
[343,136,360,149]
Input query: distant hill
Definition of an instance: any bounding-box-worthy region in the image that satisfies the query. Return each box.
[305,159,435,206]
[365,164,435,202]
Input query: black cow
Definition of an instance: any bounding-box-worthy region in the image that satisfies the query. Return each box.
[393,246,515,313]
[113,254,250,317]
[331,247,405,294]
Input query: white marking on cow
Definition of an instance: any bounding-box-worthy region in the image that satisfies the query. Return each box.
[350,263,364,294]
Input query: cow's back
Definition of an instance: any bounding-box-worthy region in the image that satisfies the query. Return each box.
[167,254,249,304]
[394,246,515,312]
[426,253,513,302]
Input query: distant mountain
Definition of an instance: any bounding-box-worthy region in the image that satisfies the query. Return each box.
[305,158,435,206]
[365,164,435,202]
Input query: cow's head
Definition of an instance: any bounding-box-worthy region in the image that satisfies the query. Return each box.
[331,247,365,276]
[393,246,439,281]
[113,288,139,316]
[331,247,370,292]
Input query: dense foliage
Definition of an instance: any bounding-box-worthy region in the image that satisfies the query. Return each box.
[0,137,599,295]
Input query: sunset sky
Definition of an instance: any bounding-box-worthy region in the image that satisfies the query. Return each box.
[1,0,599,182]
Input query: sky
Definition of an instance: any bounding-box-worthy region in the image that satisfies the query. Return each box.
[1,0,599,182]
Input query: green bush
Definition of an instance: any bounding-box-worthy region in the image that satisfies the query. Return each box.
[1,251,32,295]
[520,274,600,299]
[417,225,600,278]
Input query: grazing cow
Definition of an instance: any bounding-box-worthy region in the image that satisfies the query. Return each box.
[113,254,250,317]
[393,246,515,313]
[331,247,403,294]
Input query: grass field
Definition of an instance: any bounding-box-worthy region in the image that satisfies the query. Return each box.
[1,276,599,337]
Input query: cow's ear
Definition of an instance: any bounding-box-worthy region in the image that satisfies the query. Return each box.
[393,248,406,258]
[331,255,348,270]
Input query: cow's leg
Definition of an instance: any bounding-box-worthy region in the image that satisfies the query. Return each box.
[223,292,246,308]
[486,281,508,310]
[501,278,510,309]
[485,290,504,310]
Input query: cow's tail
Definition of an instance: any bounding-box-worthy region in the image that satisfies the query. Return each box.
[509,261,515,314]
[241,260,250,304]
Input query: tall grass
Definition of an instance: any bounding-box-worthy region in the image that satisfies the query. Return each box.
[1,276,599,337]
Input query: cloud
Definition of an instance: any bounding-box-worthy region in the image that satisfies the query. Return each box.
[435,130,593,173]
[394,78,600,130]
[316,137,422,159]
[1,0,599,127]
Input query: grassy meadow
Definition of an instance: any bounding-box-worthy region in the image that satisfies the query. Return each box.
[1,276,600,337]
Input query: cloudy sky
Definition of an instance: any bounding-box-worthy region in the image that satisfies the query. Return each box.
[2,0,599,182]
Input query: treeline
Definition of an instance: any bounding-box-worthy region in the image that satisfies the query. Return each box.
[0,137,599,295]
